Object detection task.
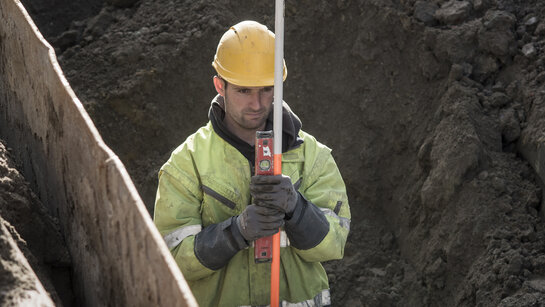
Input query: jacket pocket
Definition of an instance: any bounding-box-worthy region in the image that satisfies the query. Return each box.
[200,176,242,226]
[202,184,236,209]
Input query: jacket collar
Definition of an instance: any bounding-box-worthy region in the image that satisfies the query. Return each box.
[208,94,303,164]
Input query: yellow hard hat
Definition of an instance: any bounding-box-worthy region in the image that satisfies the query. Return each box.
[212,20,287,87]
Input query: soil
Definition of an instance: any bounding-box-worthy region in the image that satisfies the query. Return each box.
[0,140,73,306]
[8,0,545,305]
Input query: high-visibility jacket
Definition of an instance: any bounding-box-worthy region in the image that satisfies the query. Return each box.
[154,121,350,307]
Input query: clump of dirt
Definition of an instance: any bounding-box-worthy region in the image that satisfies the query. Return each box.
[0,140,73,306]
[16,0,545,305]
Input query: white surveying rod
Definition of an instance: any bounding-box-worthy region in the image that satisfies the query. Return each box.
[273,0,284,157]
[271,0,284,305]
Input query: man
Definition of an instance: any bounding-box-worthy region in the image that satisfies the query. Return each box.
[154,20,350,307]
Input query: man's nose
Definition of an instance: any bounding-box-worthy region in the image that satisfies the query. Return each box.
[248,91,262,110]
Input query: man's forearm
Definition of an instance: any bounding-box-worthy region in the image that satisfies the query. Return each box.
[194,216,248,270]
[284,192,330,250]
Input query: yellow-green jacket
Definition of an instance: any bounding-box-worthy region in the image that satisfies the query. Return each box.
[154,100,350,307]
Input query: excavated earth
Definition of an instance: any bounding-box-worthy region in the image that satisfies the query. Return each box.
[0,140,72,305]
[4,0,545,305]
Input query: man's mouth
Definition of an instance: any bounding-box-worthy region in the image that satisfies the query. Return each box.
[246,111,265,119]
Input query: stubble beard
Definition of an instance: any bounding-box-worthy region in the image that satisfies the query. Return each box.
[225,93,270,131]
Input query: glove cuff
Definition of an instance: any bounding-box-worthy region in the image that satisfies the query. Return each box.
[234,215,251,245]
[285,191,304,220]
[284,192,329,250]
[194,216,249,270]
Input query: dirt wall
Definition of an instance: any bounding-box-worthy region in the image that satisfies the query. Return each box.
[0,217,54,306]
[0,1,196,306]
[0,138,72,305]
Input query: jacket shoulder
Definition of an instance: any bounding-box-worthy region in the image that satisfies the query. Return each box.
[298,129,332,155]
[161,123,215,177]
[172,123,214,155]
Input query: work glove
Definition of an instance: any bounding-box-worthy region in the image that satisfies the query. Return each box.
[236,204,284,242]
[250,175,298,218]
[251,175,331,250]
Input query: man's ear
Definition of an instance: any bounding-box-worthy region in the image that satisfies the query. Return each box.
[213,76,226,97]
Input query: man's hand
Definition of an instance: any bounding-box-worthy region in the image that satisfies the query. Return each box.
[236,204,284,242]
[250,175,298,217]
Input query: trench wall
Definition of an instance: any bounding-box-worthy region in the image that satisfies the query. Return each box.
[0,1,197,306]
[0,218,54,306]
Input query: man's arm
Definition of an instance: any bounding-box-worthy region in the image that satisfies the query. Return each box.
[291,148,350,262]
[154,168,217,281]
[155,163,285,280]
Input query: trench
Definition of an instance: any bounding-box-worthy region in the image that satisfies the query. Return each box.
[3,0,545,306]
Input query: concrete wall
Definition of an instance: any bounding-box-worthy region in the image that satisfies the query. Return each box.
[0,1,197,306]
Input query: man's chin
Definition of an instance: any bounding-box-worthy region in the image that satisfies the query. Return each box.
[242,123,266,131]
[242,118,267,130]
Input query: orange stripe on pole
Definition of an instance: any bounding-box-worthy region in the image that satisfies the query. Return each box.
[271,153,282,306]
[270,232,281,307]
[273,154,282,176]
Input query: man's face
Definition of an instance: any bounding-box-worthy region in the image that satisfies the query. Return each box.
[223,81,274,132]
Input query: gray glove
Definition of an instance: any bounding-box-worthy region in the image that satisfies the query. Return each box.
[236,204,284,242]
[250,175,298,217]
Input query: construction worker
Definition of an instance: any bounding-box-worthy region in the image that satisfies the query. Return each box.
[153,20,350,307]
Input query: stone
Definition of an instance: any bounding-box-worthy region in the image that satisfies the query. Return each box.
[434,20,480,63]
[478,171,488,180]
[479,11,517,58]
[435,0,472,25]
[525,16,539,27]
[488,92,510,108]
[522,43,536,58]
[523,15,539,34]
[414,1,438,26]
[483,10,517,30]
[478,27,516,57]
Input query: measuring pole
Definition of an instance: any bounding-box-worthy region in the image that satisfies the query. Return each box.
[271,0,284,306]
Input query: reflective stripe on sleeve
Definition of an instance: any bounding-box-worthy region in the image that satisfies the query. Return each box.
[239,289,330,307]
[163,224,202,249]
[320,208,350,231]
[280,230,290,247]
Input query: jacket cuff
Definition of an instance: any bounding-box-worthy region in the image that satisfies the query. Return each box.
[194,216,249,270]
[284,192,330,250]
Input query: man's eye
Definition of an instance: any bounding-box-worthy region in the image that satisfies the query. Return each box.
[262,87,273,92]
[238,89,250,94]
